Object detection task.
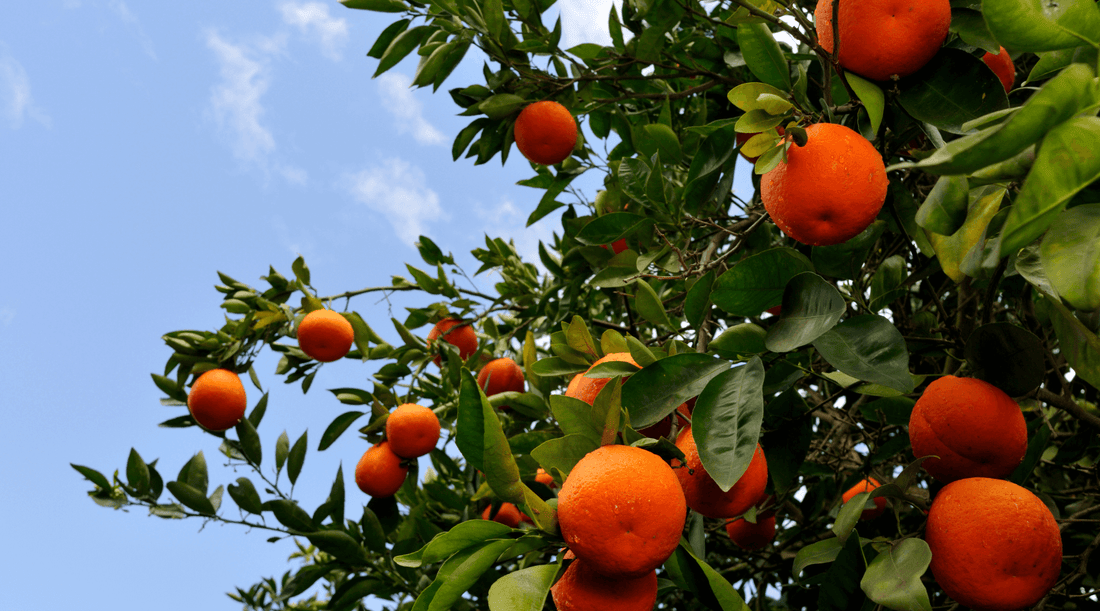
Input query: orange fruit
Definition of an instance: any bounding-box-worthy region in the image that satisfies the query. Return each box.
[535,467,557,489]
[725,513,776,551]
[761,123,888,246]
[814,0,951,81]
[841,477,887,520]
[514,101,577,166]
[551,554,658,611]
[296,309,354,363]
[557,444,687,578]
[674,427,768,519]
[982,46,1015,93]
[600,238,629,254]
[926,477,1062,610]
[476,357,525,408]
[187,368,247,432]
[385,403,440,459]
[354,441,408,498]
[426,318,478,366]
[482,502,527,527]
[565,352,639,404]
[908,375,1027,483]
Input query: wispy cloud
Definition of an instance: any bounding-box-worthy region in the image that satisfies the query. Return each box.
[279,1,349,61]
[474,197,557,270]
[108,0,157,60]
[204,30,305,184]
[345,158,447,245]
[560,0,630,49]
[0,46,49,129]
[377,73,446,146]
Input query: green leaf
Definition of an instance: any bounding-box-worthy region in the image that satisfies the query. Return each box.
[833,491,870,543]
[1044,291,1100,389]
[643,123,683,163]
[550,395,603,446]
[151,373,188,402]
[340,0,406,12]
[319,411,365,451]
[264,499,315,532]
[811,221,886,280]
[1040,203,1100,311]
[684,271,716,329]
[480,94,527,119]
[634,281,673,329]
[305,530,369,565]
[860,538,932,611]
[167,481,216,515]
[951,8,1001,53]
[1028,48,1076,82]
[397,519,512,567]
[735,109,787,134]
[179,451,209,495]
[487,563,559,611]
[236,417,262,465]
[621,353,731,429]
[575,212,652,245]
[481,0,503,38]
[727,82,788,111]
[897,49,1008,134]
[288,430,308,485]
[693,358,765,491]
[1009,423,1052,485]
[916,176,969,236]
[456,369,524,503]
[737,22,791,90]
[710,323,767,359]
[531,434,599,479]
[71,464,112,490]
[367,19,410,59]
[585,361,640,378]
[765,273,845,353]
[889,63,1099,175]
[846,74,883,135]
[530,357,588,377]
[813,316,914,393]
[793,537,844,576]
[712,247,814,317]
[564,316,598,359]
[928,186,1006,282]
[126,449,150,495]
[868,256,907,313]
[227,477,263,514]
[965,323,1047,396]
[424,539,514,611]
[983,0,1100,52]
[819,533,868,609]
[626,335,658,367]
[677,542,750,610]
[374,26,433,78]
[600,329,629,355]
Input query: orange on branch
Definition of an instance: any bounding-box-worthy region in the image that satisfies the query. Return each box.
[481,502,528,527]
[296,309,354,363]
[673,427,768,519]
[426,318,477,367]
[354,441,408,498]
[841,476,887,520]
[187,368,247,432]
[814,0,951,81]
[385,403,440,459]
[908,375,1027,483]
[982,46,1015,93]
[926,478,1062,610]
[551,554,658,611]
[557,444,686,578]
[725,513,777,551]
[761,123,888,246]
[476,357,525,408]
[514,101,577,166]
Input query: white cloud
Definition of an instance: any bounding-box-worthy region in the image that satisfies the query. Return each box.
[474,197,557,270]
[345,158,447,245]
[0,47,49,129]
[560,0,629,49]
[109,1,157,60]
[377,73,447,146]
[279,1,349,61]
[0,308,14,326]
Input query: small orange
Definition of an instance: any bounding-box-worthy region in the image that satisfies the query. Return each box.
[557,444,686,578]
[296,309,355,362]
[187,368,247,432]
[535,467,557,489]
[476,357,525,408]
[551,553,658,611]
[926,477,1062,610]
[600,238,628,254]
[815,0,951,81]
[982,46,1015,93]
[426,318,478,367]
[354,441,408,498]
[565,352,639,404]
[514,101,577,166]
[761,123,888,246]
[841,477,887,520]
[385,403,440,459]
[481,502,528,527]
[674,426,768,519]
[909,375,1027,483]
[725,513,777,551]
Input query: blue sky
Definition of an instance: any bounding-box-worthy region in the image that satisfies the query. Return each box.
[1,2,754,609]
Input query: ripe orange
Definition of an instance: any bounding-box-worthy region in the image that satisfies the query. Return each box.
[982,46,1015,93]
[514,101,577,166]
[535,467,557,489]
[476,357,525,408]
[909,375,1027,483]
[565,352,638,404]
[674,427,768,519]
[551,553,658,611]
[725,513,776,551]
[926,478,1062,610]
[600,238,629,254]
[761,123,888,246]
[481,502,530,527]
[296,309,355,363]
[354,441,408,498]
[814,0,951,81]
[385,403,440,459]
[841,477,887,520]
[557,444,687,578]
[426,318,478,366]
[187,368,247,432]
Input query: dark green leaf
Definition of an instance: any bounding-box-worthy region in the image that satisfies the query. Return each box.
[965,323,1046,396]
[530,435,599,480]
[712,247,813,316]
[236,417,262,465]
[693,358,765,491]
[71,464,111,490]
[340,0,406,12]
[167,481,215,515]
[684,271,715,328]
[1040,203,1100,310]
[486,563,559,611]
[264,499,315,532]
[306,530,369,564]
[710,323,768,359]
[621,353,731,428]
[813,316,914,393]
[860,538,932,611]
[151,374,188,402]
[737,22,791,90]
[288,430,308,485]
[765,273,845,353]
[275,430,289,474]
[227,477,264,515]
[812,221,885,280]
[575,212,652,245]
[897,49,1008,134]
[126,449,150,495]
[319,411,366,451]
[456,369,524,503]
[374,26,433,78]
[634,281,672,329]
[1044,291,1100,389]
[983,0,1100,51]
[916,176,969,235]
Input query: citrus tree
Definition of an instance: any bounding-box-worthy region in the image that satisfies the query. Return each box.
[73,0,1100,609]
